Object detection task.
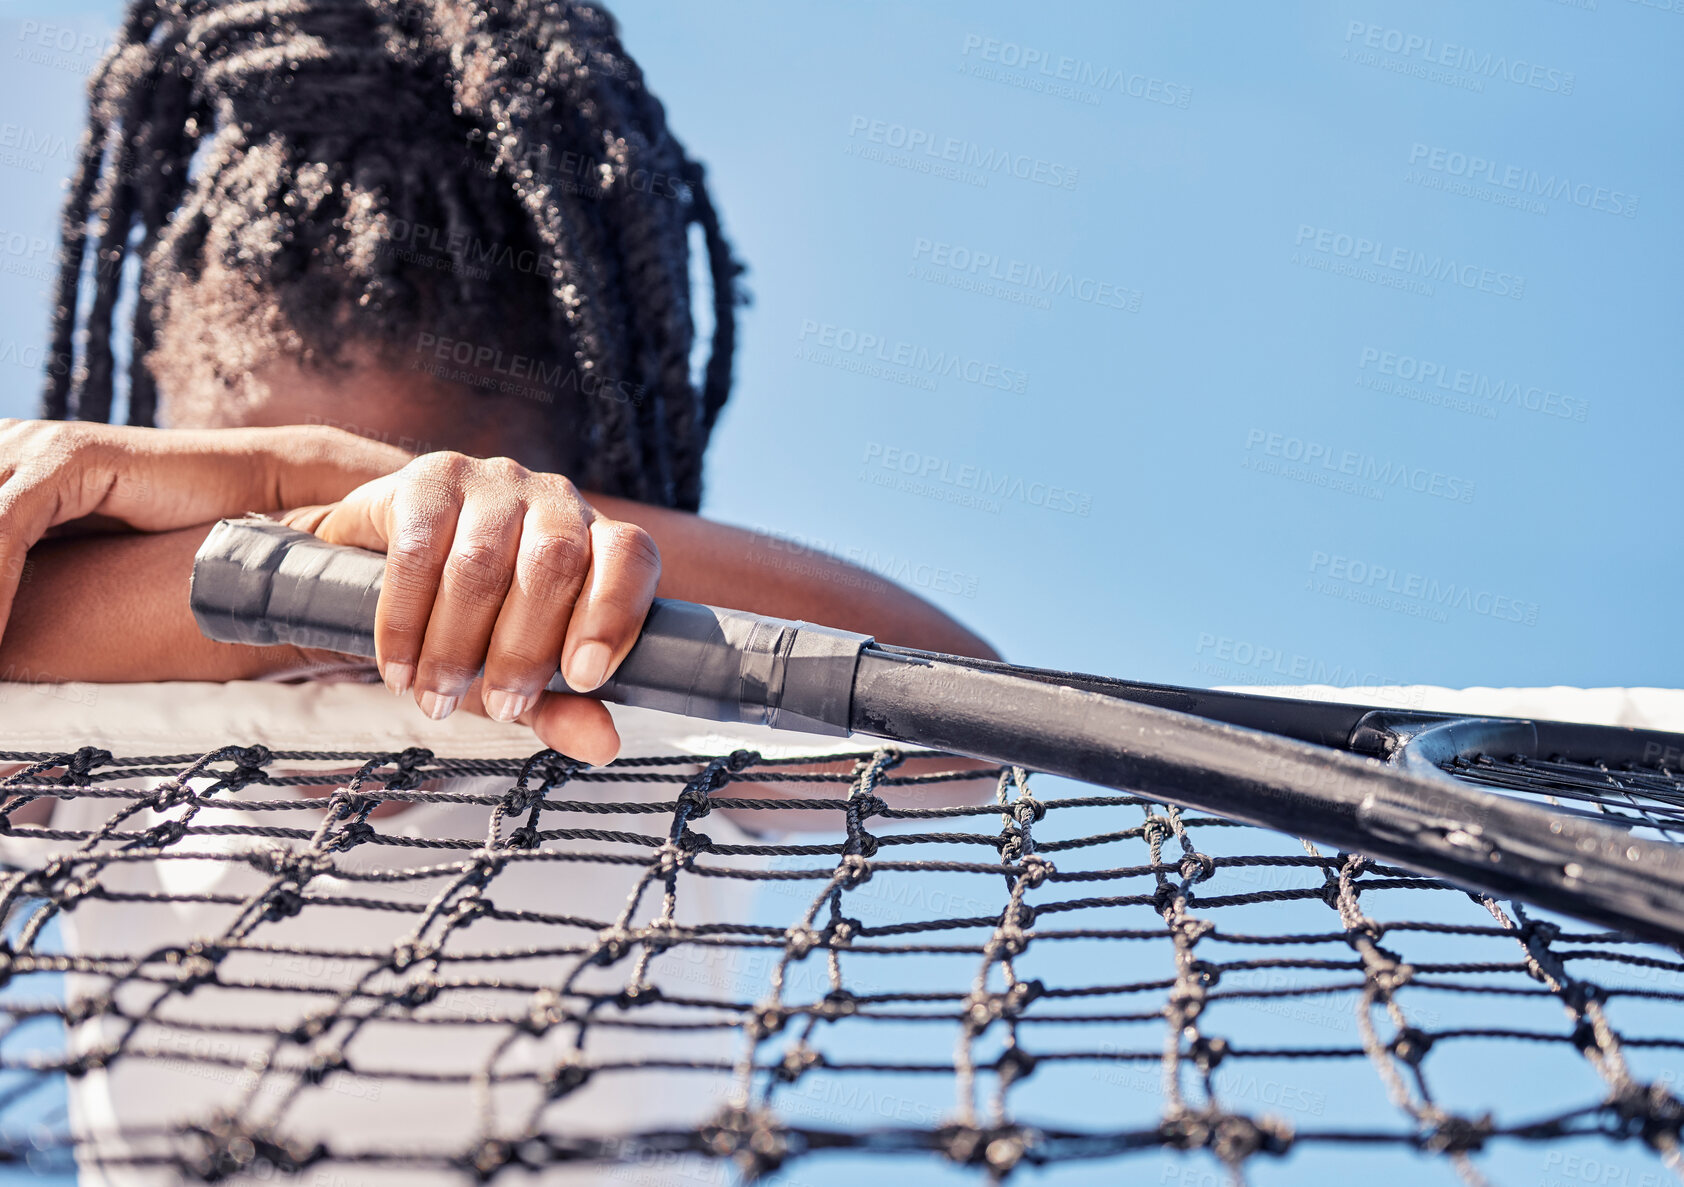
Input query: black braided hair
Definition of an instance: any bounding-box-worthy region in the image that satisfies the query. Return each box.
[41,0,743,511]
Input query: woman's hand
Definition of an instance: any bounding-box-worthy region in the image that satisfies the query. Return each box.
[290,452,661,766]
[0,419,412,647]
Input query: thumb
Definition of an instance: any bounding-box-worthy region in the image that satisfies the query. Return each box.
[293,474,400,552]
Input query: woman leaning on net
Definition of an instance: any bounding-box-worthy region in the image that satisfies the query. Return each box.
[0,0,997,769]
[0,7,998,1178]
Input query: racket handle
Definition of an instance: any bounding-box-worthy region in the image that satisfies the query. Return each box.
[190,517,871,736]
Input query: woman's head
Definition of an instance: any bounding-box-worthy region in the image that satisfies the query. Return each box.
[44,0,742,510]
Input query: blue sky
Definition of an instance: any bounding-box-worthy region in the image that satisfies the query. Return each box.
[1,0,1680,693]
[0,5,1680,1186]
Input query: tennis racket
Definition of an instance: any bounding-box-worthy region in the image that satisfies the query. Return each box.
[190,516,1684,950]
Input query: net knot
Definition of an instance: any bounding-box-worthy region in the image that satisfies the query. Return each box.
[820,988,858,1019]
[837,853,873,887]
[747,1004,787,1040]
[1190,1035,1229,1072]
[702,1106,793,1179]
[501,783,540,815]
[1160,1110,1294,1160]
[390,940,436,972]
[1563,982,1606,1014]
[964,990,1004,1031]
[1569,1016,1606,1054]
[592,928,634,966]
[986,930,1032,959]
[1369,960,1415,996]
[1141,815,1172,847]
[726,748,761,772]
[1017,854,1053,888]
[463,855,504,889]
[677,829,713,854]
[995,1045,1038,1086]
[1000,902,1035,929]
[853,794,888,819]
[446,897,490,928]
[218,745,274,791]
[1520,918,1563,945]
[1011,795,1047,824]
[327,819,376,852]
[823,915,864,948]
[151,780,201,811]
[383,748,434,792]
[1172,916,1217,944]
[541,1053,593,1100]
[466,1139,513,1181]
[675,785,714,821]
[27,855,76,896]
[287,1012,329,1044]
[1151,882,1183,913]
[395,981,440,1010]
[941,1124,1041,1176]
[616,984,661,1009]
[1179,852,1217,884]
[1189,960,1222,989]
[62,1046,112,1078]
[1167,981,1206,1023]
[186,1117,324,1182]
[1341,917,1387,945]
[1338,851,1373,878]
[520,988,564,1034]
[61,996,98,1027]
[1609,1081,1684,1147]
[1390,1027,1434,1065]
[301,1049,347,1086]
[260,848,328,881]
[1420,1113,1493,1155]
[677,750,754,820]
[263,886,305,921]
[1007,978,1045,1014]
[775,1042,824,1082]
[1214,1112,1295,1162]
[506,825,540,850]
[844,832,880,858]
[136,817,189,849]
[783,927,822,960]
[62,747,112,784]
[638,926,686,957]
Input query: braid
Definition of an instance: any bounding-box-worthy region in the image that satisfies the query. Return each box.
[42,0,743,512]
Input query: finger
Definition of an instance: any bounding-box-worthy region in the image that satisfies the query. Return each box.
[412,492,525,720]
[361,473,461,698]
[0,468,78,651]
[479,502,591,723]
[459,683,621,767]
[525,691,621,766]
[560,519,661,694]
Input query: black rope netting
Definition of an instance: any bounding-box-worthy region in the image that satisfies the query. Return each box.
[0,743,1680,1185]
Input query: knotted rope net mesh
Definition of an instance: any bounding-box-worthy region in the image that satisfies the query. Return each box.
[0,741,1681,1185]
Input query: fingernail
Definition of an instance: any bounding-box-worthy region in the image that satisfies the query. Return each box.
[385,662,414,697]
[419,690,458,721]
[565,641,612,693]
[483,688,531,723]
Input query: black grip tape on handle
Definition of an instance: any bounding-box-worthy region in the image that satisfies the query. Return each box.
[190,517,872,736]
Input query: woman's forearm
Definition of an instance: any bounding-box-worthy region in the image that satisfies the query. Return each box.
[1,528,308,683]
[587,496,1000,659]
[4,511,997,686]
[1,422,995,683]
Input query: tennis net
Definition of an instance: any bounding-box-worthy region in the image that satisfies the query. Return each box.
[0,681,1681,1186]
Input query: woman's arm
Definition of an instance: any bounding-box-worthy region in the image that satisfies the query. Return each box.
[1,503,997,683]
[589,495,997,660]
[1,423,995,686]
